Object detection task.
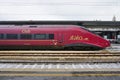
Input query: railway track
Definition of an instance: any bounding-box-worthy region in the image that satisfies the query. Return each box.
[0,50,120,62]
[0,63,120,72]
[0,50,120,77]
[0,63,120,76]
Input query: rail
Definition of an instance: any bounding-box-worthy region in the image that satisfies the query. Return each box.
[0,50,120,63]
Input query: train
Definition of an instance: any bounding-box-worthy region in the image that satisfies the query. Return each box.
[0,25,110,50]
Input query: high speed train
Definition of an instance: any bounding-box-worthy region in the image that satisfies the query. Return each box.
[0,25,110,50]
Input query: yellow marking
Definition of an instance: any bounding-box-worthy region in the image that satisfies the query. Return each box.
[0,73,120,76]
[69,35,89,41]
[0,56,120,60]
[0,68,120,72]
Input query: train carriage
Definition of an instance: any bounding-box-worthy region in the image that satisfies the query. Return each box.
[0,25,110,50]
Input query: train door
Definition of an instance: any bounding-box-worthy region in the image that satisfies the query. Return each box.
[57,33,64,45]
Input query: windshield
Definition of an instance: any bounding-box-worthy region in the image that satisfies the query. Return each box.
[80,26,97,35]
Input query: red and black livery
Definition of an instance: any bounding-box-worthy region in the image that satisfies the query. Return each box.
[0,25,110,50]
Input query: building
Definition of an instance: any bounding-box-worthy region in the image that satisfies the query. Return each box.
[81,21,120,43]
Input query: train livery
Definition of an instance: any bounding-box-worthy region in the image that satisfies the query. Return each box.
[0,25,110,50]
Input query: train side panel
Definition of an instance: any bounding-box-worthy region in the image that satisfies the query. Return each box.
[0,25,110,50]
[0,28,55,46]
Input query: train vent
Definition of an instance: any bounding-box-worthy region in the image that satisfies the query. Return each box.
[29,26,37,28]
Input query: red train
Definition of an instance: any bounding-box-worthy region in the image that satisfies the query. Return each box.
[0,25,110,50]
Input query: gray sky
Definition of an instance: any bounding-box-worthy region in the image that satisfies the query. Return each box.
[0,0,119,21]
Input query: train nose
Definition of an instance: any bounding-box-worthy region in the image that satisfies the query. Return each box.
[97,38,111,48]
[106,41,111,47]
[104,40,111,47]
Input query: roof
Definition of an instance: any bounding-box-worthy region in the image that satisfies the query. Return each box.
[0,25,82,32]
[0,25,79,28]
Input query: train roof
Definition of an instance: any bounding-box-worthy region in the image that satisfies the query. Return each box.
[0,25,83,31]
[0,21,120,26]
[0,25,81,28]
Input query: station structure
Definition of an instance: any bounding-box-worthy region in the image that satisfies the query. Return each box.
[81,21,120,43]
[0,21,120,43]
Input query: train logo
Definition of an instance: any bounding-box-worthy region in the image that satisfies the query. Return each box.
[69,35,89,41]
[21,29,31,33]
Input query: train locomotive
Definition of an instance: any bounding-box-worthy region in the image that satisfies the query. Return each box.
[0,25,110,50]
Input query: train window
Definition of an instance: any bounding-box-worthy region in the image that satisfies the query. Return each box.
[20,34,32,39]
[34,34,46,39]
[49,34,54,39]
[6,34,18,39]
[81,26,97,34]
[0,34,4,39]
